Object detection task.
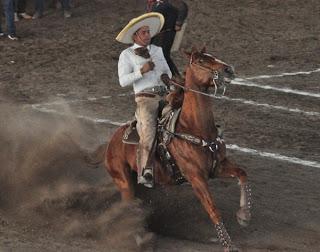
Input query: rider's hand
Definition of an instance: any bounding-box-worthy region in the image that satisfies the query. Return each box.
[140,61,155,75]
[161,73,171,87]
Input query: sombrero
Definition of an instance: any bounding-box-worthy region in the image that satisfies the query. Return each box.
[116,12,164,44]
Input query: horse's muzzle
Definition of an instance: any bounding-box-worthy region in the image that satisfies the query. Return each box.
[209,65,235,96]
[223,65,235,84]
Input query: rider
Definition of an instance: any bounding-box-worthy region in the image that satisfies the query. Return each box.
[116,12,172,188]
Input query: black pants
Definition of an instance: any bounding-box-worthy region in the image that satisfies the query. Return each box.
[14,0,26,13]
[152,30,180,77]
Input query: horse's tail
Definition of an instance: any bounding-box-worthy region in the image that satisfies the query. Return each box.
[84,143,107,168]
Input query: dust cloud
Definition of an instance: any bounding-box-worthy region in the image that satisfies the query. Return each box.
[0,101,95,208]
[0,101,151,251]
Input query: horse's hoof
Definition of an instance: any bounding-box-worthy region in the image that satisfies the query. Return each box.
[135,232,154,248]
[236,208,251,227]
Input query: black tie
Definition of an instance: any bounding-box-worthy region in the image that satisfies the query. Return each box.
[134,47,150,59]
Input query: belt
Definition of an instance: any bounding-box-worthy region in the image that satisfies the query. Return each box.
[146,86,167,96]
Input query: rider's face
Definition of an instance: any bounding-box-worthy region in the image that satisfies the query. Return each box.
[133,26,151,47]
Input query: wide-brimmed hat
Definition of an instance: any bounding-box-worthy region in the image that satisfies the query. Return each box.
[116,12,164,44]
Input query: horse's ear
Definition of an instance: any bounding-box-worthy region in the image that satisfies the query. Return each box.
[191,46,198,53]
[181,46,199,59]
[181,48,192,59]
[200,46,207,54]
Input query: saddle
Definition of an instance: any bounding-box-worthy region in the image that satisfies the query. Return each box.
[122,120,140,145]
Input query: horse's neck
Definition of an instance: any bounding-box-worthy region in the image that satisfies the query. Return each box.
[178,70,217,139]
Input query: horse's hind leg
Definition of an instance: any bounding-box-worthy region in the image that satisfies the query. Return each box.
[218,158,252,227]
[105,157,135,201]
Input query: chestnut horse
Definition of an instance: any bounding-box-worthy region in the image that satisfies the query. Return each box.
[104,47,252,251]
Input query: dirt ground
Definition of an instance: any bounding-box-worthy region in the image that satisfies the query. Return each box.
[0,0,320,251]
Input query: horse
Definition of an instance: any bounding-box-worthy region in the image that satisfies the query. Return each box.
[103,47,252,251]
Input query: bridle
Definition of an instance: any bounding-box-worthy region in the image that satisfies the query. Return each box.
[186,52,229,96]
[169,79,219,98]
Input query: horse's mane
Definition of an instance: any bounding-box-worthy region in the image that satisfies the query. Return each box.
[166,78,185,109]
[166,88,183,109]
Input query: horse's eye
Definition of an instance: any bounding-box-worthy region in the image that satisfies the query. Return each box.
[199,59,204,63]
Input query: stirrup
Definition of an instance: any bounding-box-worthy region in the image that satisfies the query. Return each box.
[142,168,153,181]
[137,176,154,188]
[137,168,154,188]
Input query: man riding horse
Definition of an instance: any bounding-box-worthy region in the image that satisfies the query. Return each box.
[116,12,172,188]
[108,12,252,252]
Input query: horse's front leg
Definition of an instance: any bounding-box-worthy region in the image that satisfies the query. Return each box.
[188,173,238,251]
[218,158,252,227]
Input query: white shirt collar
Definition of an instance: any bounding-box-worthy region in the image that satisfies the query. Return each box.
[132,43,151,50]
